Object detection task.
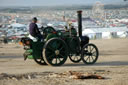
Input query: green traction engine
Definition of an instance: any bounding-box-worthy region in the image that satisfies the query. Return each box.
[20,11,99,66]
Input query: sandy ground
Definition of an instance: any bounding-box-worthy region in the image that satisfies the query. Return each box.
[0,38,128,85]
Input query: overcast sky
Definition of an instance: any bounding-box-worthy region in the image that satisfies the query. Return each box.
[0,0,126,6]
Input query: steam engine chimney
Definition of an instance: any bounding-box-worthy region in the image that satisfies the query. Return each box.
[77,10,82,38]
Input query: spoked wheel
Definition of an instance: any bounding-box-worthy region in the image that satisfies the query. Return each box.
[81,43,99,64]
[33,56,47,65]
[69,54,81,63]
[43,38,68,66]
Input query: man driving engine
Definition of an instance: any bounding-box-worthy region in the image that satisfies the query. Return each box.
[29,17,43,41]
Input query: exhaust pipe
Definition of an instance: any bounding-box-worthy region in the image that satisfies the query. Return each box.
[77,10,82,38]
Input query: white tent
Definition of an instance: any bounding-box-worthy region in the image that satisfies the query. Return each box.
[102,32,111,39]
[83,27,128,39]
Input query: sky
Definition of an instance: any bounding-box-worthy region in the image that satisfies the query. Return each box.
[0,0,126,7]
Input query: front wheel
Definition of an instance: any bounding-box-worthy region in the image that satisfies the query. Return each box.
[81,43,99,64]
[69,54,81,63]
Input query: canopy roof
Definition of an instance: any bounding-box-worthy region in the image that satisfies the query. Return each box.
[83,27,128,34]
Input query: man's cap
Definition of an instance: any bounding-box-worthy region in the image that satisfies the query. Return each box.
[32,17,37,21]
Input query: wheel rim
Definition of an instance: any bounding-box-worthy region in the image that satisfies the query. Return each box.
[69,54,81,63]
[81,44,99,64]
[34,56,47,65]
[43,38,68,66]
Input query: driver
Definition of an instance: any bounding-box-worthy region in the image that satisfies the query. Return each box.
[29,17,43,41]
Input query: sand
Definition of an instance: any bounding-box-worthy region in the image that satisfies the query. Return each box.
[0,38,128,85]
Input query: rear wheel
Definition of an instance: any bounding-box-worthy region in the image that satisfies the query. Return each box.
[33,56,47,65]
[43,38,68,66]
[81,43,99,64]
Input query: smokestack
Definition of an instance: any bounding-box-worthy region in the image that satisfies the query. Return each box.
[77,10,82,37]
